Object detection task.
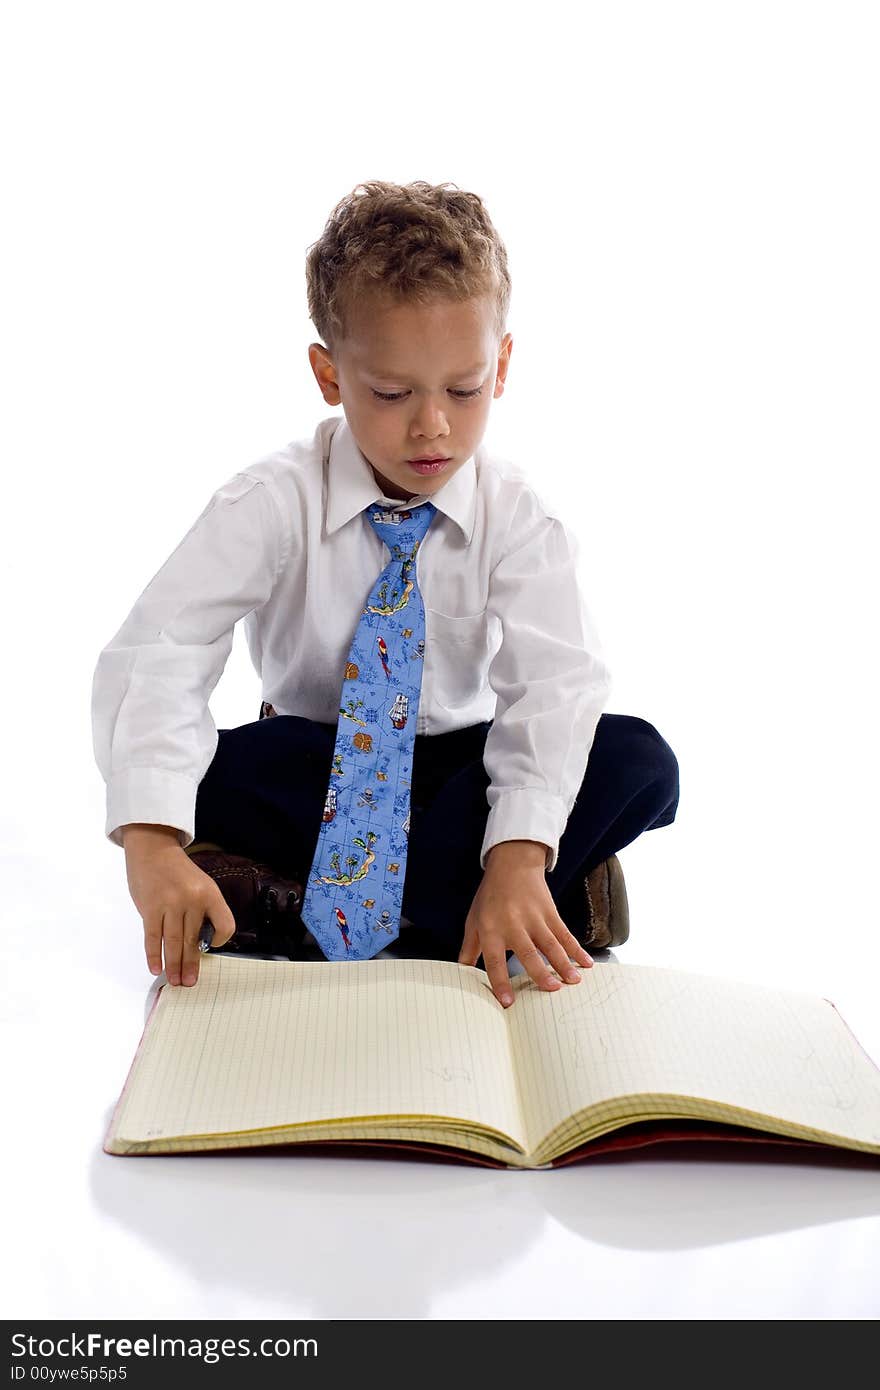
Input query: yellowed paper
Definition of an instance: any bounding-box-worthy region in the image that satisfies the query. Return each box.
[506,961,880,1159]
[108,953,525,1151]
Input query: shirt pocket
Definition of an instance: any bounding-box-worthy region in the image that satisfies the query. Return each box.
[424,607,491,707]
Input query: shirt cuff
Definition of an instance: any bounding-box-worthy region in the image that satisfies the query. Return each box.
[106,767,198,849]
[479,789,568,874]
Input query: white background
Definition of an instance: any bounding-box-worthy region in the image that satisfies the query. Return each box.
[1,0,878,1323]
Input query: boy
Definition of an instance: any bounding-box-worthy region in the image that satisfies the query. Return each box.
[91,179,679,1010]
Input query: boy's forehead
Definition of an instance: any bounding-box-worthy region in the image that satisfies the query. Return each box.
[364,355,488,378]
[346,334,490,378]
[342,298,495,376]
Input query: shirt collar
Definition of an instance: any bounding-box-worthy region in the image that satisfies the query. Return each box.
[324,415,477,545]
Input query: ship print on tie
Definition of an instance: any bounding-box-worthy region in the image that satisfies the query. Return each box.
[300,500,438,960]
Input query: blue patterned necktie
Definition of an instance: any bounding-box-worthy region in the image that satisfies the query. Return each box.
[301,499,439,960]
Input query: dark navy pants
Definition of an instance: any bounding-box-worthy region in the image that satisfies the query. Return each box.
[193,708,679,961]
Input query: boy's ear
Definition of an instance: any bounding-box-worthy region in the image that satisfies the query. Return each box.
[308,342,342,405]
[494,333,513,397]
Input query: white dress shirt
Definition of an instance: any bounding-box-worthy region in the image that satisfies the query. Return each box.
[91,414,612,873]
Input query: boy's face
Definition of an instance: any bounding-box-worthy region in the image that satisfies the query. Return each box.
[308,293,512,502]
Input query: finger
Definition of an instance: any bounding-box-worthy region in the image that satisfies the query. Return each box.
[143,913,164,976]
[515,938,564,993]
[481,946,515,1008]
[543,926,593,984]
[180,906,204,986]
[162,909,184,986]
[557,923,594,970]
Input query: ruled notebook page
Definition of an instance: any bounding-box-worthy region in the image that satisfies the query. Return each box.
[111,954,525,1148]
[506,961,880,1156]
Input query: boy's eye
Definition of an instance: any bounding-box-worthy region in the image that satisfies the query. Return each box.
[371,387,483,402]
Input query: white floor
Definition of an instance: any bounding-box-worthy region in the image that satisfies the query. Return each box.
[5,0,880,1325]
[4,824,880,1322]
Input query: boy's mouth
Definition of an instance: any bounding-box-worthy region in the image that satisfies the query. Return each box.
[407,456,451,475]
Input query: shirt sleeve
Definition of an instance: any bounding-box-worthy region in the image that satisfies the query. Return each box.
[90,473,287,849]
[480,487,612,874]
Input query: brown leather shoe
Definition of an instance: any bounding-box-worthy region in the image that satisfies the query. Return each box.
[584,854,630,949]
[185,846,307,959]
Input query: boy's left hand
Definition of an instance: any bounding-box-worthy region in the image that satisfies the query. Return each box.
[457,840,593,1008]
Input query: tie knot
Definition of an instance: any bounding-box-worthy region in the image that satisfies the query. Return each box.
[365,500,438,551]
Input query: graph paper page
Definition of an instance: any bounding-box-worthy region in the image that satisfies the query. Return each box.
[111,954,525,1147]
[506,961,880,1154]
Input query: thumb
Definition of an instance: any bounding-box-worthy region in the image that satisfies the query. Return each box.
[206,892,237,948]
[458,918,481,967]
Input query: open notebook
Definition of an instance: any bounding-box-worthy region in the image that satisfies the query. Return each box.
[104,956,880,1168]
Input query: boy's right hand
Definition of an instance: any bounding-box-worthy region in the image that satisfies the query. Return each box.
[122,824,237,986]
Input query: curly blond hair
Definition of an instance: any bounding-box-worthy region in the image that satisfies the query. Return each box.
[305,179,511,355]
